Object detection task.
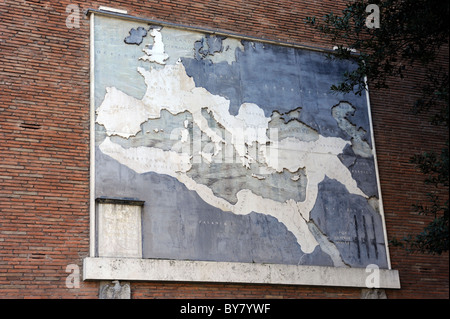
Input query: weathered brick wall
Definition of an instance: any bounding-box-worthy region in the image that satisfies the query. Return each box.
[0,0,447,299]
[369,48,449,298]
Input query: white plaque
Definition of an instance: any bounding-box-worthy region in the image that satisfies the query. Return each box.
[97,203,142,258]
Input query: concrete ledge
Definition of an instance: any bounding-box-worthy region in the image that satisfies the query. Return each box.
[83,257,400,289]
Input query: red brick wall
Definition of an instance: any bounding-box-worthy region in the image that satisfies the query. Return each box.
[0,0,447,299]
[369,48,449,298]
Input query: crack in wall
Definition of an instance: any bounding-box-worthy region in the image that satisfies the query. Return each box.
[307,220,349,268]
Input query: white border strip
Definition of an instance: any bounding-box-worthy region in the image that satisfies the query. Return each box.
[89,12,96,257]
[98,6,128,14]
[83,257,401,289]
[364,76,392,269]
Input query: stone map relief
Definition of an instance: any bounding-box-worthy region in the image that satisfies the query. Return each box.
[94,15,389,268]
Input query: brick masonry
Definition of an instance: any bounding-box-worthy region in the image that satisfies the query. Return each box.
[0,0,448,298]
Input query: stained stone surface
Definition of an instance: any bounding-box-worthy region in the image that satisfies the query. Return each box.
[97,202,142,258]
[93,14,389,268]
[99,281,131,299]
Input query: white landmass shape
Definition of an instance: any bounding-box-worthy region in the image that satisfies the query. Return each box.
[139,28,169,65]
[96,33,369,256]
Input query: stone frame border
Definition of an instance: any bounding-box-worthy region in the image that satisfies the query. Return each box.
[85,9,400,289]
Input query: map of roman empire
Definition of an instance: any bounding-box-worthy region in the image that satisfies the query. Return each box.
[93,15,389,268]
